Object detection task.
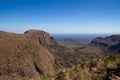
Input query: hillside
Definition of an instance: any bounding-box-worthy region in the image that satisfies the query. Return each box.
[0,30,87,80]
[0,30,120,80]
[0,30,54,80]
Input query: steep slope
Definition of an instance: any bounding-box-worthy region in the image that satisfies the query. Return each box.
[0,30,54,80]
[24,29,72,68]
[24,30,84,67]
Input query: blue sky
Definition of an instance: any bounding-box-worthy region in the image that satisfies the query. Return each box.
[0,0,120,34]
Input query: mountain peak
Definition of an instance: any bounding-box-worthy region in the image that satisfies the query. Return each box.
[24,29,56,45]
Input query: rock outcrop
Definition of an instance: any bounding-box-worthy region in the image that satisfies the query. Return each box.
[24,29,57,46]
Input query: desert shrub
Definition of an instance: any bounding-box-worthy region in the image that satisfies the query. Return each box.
[73,67,80,73]
[80,61,86,67]
[106,55,116,61]
[74,74,81,80]
[90,60,97,67]
[24,43,31,48]
[42,74,53,80]
[55,71,66,80]
[104,58,109,67]
[117,62,120,72]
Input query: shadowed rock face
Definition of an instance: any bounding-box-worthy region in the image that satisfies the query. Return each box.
[0,30,54,80]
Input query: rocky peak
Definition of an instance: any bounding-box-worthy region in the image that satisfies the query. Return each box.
[24,29,56,46]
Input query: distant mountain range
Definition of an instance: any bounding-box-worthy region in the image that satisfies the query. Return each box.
[51,34,110,41]
[90,35,120,53]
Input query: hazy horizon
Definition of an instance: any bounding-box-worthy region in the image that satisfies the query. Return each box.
[0,0,120,34]
[51,33,111,41]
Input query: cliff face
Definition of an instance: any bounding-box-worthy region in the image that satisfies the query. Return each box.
[0,30,54,80]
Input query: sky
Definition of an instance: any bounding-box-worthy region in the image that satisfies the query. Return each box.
[0,0,120,34]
